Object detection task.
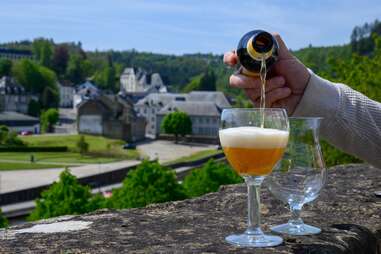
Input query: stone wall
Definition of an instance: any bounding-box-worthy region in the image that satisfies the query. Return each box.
[1,164,380,253]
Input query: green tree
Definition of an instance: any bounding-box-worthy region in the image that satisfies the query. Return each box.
[27,99,41,117]
[199,68,216,91]
[66,53,92,84]
[40,108,59,133]
[109,161,187,209]
[161,111,192,143]
[76,135,89,154]
[32,38,54,67]
[183,159,243,198]
[0,209,9,228]
[12,59,59,108]
[0,59,12,77]
[28,168,103,221]
[52,45,69,77]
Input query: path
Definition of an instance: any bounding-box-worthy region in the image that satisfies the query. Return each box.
[137,140,216,163]
[0,160,140,193]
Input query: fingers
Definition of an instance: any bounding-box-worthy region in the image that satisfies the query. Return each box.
[272,33,293,59]
[223,50,238,66]
[251,87,291,108]
[230,74,285,90]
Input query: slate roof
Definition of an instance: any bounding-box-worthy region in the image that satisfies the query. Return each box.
[135,93,187,107]
[0,111,39,126]
[157,101,221,116]
[187,91,231,108]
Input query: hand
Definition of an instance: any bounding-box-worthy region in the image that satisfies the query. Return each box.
[223,33,310,115]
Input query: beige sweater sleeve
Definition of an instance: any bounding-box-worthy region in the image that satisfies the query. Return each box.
[293,70,381,168]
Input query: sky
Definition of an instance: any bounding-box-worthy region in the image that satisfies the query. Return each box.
[0,0,380,55]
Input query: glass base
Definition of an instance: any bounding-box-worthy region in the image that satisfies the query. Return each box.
[271,222,321,236]
[226,233,283,247]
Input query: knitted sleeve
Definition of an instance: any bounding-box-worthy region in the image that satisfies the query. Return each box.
[293,70,381,168]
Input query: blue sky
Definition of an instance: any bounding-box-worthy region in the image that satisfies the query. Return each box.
[1,0,380,54]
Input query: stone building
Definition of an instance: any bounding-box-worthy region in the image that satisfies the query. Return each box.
[0,76,37,114]
[58,80,74,108]
[119,68,167,102]
[135,93,187,137]
[156,101,221,138]
[77,95,145,142]
[0,48,33,60]
[135,91,231,138]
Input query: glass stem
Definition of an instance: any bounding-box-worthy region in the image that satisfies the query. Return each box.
[245,176,264,236]
[289,203,304,226]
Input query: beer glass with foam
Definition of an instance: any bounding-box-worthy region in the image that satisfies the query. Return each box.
[219,108,289,247]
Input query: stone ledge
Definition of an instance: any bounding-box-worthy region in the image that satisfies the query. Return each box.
[0,164,380,253]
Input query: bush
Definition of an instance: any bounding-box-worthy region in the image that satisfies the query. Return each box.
[76,135,89,154]
[28,168,104,221]
[109,160,187,209]
[0,209,9,228]
[183,159,243,198]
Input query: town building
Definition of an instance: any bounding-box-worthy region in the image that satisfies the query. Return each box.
[0,76,37,114]
[77,95,146,142]
[0,48,33,60]
[58,80,75,108]
[136,91,231,138]
[73,81,100,109]
[119,68,167,102]
[135,93,187,137]
[156,101,221,138]
[0,111,40,134]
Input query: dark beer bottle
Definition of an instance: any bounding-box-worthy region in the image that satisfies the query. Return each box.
[237,30,279,76]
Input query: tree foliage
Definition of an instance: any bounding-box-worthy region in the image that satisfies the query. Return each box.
[183,159,243,198]
[0,126,24,147]
[0,59,12,77]
[27,99,41,117]
[161,111,192,143]
[40,108,59,133]
[28,168,104,221]
[32,38,54,67]
[12,59,59,109]
[52,45,70,77]
[109,160,187,209]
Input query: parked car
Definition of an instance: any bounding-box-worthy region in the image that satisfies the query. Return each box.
[20,131,33,136]
[122,143,136,149]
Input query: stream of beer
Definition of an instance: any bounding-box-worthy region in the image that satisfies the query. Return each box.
[259,57,266,128]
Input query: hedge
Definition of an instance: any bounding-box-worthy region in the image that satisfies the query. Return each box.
[0,146,68,152]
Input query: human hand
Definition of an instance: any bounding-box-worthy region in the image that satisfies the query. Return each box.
[223,33,310,115]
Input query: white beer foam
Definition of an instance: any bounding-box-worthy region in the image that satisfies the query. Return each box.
[219,126,289,149]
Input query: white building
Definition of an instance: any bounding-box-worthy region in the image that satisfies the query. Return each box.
[120,68,167,94]
[0,76,37,114]
[73,81,100,109]
[58,81,74,108]
[135,91,231,137]
[156,101,221,137]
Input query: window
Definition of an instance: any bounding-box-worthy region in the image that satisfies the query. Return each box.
[206,118,210,124]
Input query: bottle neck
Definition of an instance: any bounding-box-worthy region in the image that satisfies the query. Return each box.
[246,37,274,61]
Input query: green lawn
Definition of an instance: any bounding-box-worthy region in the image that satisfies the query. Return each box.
[0,135,140,170]
[165,149,222,165]
[0,162,66,170]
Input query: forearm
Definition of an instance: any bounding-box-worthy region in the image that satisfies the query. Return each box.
[293,71,381,168]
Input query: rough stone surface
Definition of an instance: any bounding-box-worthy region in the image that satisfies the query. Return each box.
[0,164,380,253]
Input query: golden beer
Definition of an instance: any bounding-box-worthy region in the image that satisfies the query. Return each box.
[219,127,288,176]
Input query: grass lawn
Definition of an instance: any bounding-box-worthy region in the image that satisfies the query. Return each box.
[0,135,140,169]
[0,162,67,171]
[165,149,222,165]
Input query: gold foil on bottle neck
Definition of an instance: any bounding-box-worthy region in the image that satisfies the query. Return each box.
[246,37,273,61]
